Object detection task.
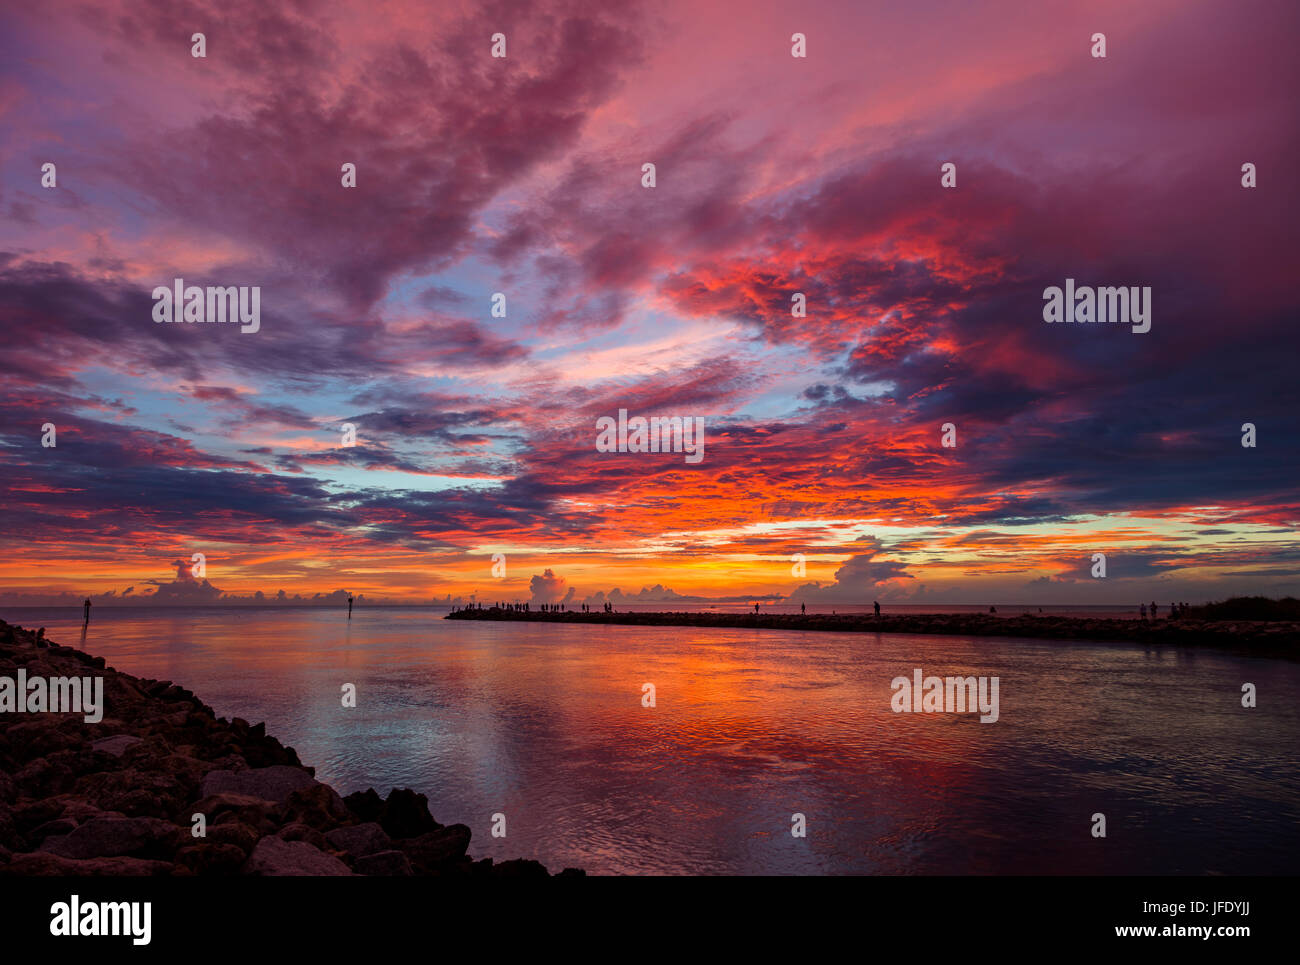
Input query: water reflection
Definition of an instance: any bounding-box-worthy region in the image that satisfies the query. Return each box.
[9,606,1300,875]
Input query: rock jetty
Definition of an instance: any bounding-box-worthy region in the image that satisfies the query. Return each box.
[0,618,580,876]
[446,607,1298,658]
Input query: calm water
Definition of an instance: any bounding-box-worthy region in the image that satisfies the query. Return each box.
[8,606,1299,875]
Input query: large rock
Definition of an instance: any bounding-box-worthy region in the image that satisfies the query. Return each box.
[11,799,62,831]
[342,787,436,836]
[324,822,391,857]
[38,816,174,860]
[29,817,77,842]
[342,787,384,823]
[400,824,471,870]
[91,735,143,758]
[283,784,349,830]
[76,767,187,818]
[204,821,260,855]
[377,788,439,839]
[199,765,319,803]
[276,822,328,850]
[190,792,282,833]
[15,757,75,797]
[57,800,121,824]
[175,843,248,875]
[241,836,354,876]
[2,721,83,762]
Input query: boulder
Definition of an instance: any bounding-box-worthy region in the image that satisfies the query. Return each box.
[241,836,354,876]
[15,757,75,797]
[11,799,63,831]
[354,849,413,876]
[342,787,384,823]
[175,843,248,875]
[377,788,439,839]
[2,721,83,762]
[283,784,349,830]
[38,816,174,860]
[199,765,318,803]
[76,768,186,818]
[91,735,143,758]
[57,800,121,824]
[276,822,329,850]
[324,822,391,857]
[28,817,78,841]
[204,821,260,855]
[400,824,471,870]
[190,792,282,832]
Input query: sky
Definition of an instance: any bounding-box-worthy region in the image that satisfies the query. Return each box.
[0,0,1297,608]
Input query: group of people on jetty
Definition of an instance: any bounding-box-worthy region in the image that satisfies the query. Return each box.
[1141,601,1191,620]
[447,599,1201,622]
[450,602,616,613]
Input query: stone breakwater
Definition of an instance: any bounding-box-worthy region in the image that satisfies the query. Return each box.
[446,608,1299,658]
[0,619,581,877]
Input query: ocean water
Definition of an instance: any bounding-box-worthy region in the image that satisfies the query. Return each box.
[7,606,1299,875]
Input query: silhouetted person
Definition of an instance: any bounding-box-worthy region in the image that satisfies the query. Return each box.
[801,603,806,615]
[1140,603,1147,620]
[754,603,759,613]
[873,600,880,617]
[348,595,354,618]
[1150,601,1157,619]
[83,598,91,624]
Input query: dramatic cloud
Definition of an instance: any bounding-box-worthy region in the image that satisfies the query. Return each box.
[790,539,915,603]
[1,0,1296,606]
[529,569,574,605]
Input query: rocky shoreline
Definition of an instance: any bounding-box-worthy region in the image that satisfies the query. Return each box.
[446,607,1299,658]
[0,619,581,876]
